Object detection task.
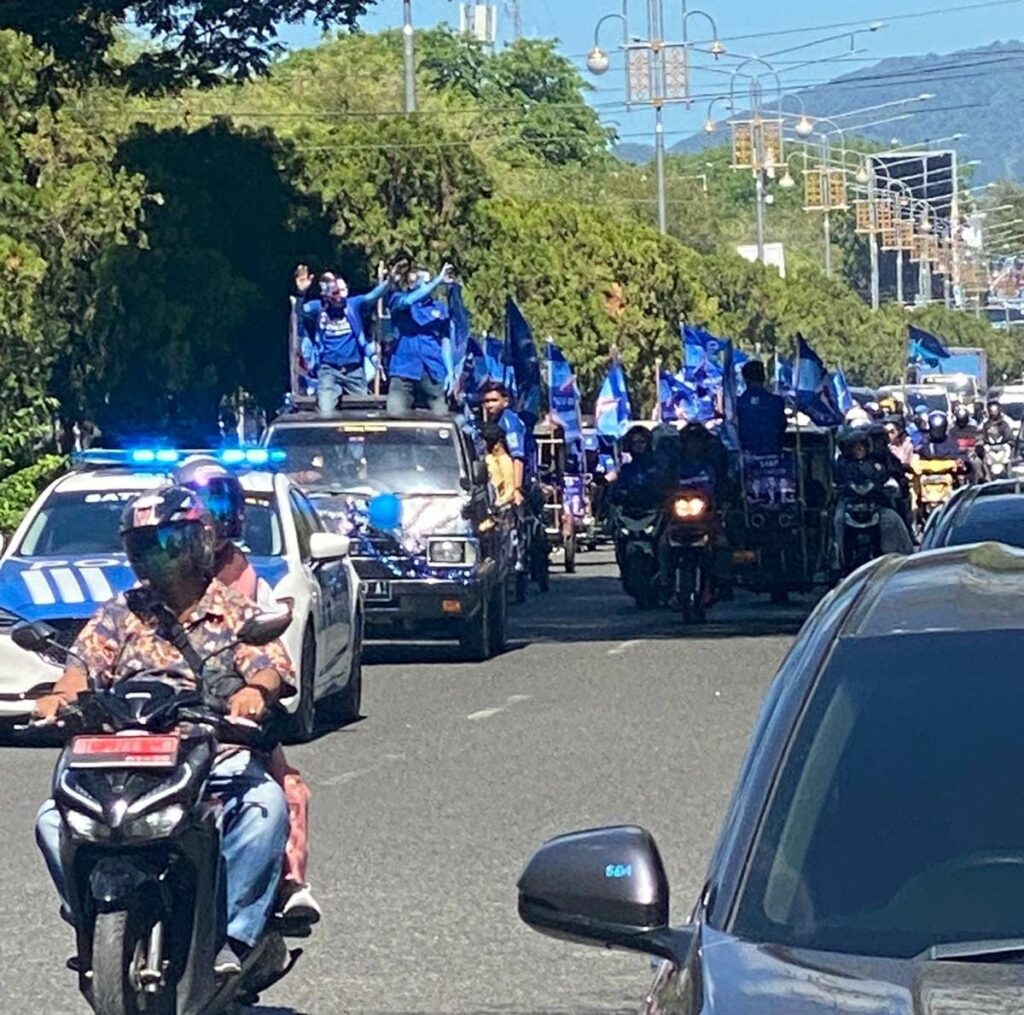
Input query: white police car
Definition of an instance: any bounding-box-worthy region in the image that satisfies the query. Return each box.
[0,449,362,741]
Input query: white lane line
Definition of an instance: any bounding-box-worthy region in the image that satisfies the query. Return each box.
[466,694,533,722]
[607,639,643,656]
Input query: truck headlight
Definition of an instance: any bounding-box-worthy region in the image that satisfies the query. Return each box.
[64,809,111,842]
[428,539,478,566]
[125,804,186,841]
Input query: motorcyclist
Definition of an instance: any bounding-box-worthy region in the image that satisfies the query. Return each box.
[610,425,662,511]
[174,456,322,927]
[982,398,1015,446]
[832,428,913,570]
[917,410,963,461]
[34,486,294,976]
[736,360,786,455]
[948,405,986,483]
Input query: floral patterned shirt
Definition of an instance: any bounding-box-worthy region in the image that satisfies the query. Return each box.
[70,578,295,697]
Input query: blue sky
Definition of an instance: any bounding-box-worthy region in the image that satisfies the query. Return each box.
[280,0,1021,145]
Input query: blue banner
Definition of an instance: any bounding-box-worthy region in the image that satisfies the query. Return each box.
[773,354,794,393]
[595,362,632,438]
[660,370,704,423]
[681,324,724,384]
[506,299,541,426]
[907,325,951,367]
[546,341,583,450]
[828,369,854,416]
[795,334,843,427]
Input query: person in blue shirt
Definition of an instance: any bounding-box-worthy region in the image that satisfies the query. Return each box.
[736,360,787,456]
[385,258,456,417]
[482,381,527,504]
[303,264,390,415]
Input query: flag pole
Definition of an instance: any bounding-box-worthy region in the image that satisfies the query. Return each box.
[652,357,662,422]
[794,337,809,582]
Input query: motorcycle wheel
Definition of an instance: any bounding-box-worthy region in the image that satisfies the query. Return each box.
[92,909,161,1015]
[514,570,528,604]
[678,557,706,625]
[564,531,577,574]
[530,531,550,593]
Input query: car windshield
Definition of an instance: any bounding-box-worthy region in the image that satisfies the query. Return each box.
[904,388,949,413]
[733,630,1024,959]
[271,424,462,495]
[999,399,1024,423]
[18,489,283,558]
[944,497,1024,549]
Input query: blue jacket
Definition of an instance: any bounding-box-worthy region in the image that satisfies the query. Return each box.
[498,408,527,461]
[387,273,453,383]
[304,281,389,368]
[737,387,787,456]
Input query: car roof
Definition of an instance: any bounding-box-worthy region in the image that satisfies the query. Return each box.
[838,543,1024,639]
[53,468,277,496]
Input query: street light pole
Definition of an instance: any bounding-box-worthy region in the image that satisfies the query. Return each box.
[402,0,416,114]
[655,105,668,234]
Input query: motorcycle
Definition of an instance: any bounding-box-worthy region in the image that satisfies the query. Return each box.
[664,486,715,624]
[15,613,306,1015]
[613,505,662,610]
[913,457,966,528]
[983,441,1012,480]
[840,479,883,575]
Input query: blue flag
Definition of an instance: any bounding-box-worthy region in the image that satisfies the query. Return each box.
[660,371,703,423]
[828,369,854,416]
[907,325,951,368]
[546,342,583,450]
[505,299,541,426]
[794,335,843,427]
[773,354,794,394]
[681,324,725,384]
[595,362,632,438]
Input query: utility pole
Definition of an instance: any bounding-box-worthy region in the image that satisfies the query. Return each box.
[402,0,416,114]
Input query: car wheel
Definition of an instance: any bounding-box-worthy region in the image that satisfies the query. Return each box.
[460,593,491,662]
[321,612,363,725]
[284,628,317,744]
[564,530,577,574]
[488,583,508,657]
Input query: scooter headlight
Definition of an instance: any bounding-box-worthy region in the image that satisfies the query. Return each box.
[672,496,708,520]
[124,804,186,841]
[64,809,111,842]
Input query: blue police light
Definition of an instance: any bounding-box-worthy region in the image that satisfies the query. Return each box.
[130,450,156,464]
[220,449,246,465]
[215,448,283,467]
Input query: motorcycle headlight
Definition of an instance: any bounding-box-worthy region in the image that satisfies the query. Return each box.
[672,496,708,520]
[427,539,478,566]
[124,804,186,841]
[64,809,111,842]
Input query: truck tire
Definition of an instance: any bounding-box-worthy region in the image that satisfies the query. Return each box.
[488,584,508,657]
[460,594,492,662]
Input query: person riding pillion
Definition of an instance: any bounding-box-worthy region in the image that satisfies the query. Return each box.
[304,263,390,414]
[482,381,528,505]
[34,486,294,977]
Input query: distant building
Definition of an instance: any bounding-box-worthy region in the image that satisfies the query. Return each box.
[460,3,498,45]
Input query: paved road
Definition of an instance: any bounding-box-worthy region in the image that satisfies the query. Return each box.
[0,551,811,1014]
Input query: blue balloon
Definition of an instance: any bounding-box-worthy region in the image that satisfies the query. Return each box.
[368,493,401,532]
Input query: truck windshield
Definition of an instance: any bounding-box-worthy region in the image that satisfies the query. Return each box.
[271,425,463,496]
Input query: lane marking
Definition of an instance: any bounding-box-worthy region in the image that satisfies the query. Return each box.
[466,694,533,722]
[607,639,643,656]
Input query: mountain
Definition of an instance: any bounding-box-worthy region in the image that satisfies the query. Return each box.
[662,40,1024,183]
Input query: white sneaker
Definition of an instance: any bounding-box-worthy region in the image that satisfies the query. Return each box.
[281,884,322,925]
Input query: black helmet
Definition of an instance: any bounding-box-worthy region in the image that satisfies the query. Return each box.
[927,410,949,442]
[120,486,216,595]
[173,455,245,549]
[838,425,870,455]
[954,405,971,428]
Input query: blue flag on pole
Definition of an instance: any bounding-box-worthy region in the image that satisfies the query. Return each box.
[794,335,843,426]
[595,362,632,438]
[907,325,951,368]
[505,299,541,426]
[659,371,705,423]
[828,369,854,416]
[681,324,725,384]
[546,342,583,450]
[773,354,794,394]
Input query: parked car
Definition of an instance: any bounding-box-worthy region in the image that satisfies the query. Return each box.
[0,450,362,741]
[518,544,1024,1012]
[920,479,1024,551]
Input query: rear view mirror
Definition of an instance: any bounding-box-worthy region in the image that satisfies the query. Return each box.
[309,532,350,561]
[237,612,291,646]
[11,620,55,653]
[517,825,694,966]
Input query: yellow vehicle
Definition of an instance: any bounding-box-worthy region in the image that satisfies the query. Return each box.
[912,457,964,527]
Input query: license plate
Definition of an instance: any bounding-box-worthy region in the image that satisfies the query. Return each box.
[732,549,759,565]
[68,734,180,769]
[363,580,392,602]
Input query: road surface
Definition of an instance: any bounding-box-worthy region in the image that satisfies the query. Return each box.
[0,550,810,1014]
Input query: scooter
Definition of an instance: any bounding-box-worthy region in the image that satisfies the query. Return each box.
[983,440,1012,480]
[664,486,715,624]
[612,505,662,610]
[840,479,883,575]
[16,613,307,1015]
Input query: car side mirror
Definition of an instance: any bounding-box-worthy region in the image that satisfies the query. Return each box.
[237,612,292,646]
[309,532,350,561]
[472,461,488,487]
[517,825,694,967]
[11,620,56,653]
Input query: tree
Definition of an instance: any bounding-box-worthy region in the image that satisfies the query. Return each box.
[0,0,375,90]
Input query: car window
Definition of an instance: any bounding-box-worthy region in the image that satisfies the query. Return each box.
[18,490,146,556]
[240,494,284,557]
[292,489,324,535]
[733,629,1024,958]
[944,497,1024,549]
[289,491,314,559]
[270,424,462,496]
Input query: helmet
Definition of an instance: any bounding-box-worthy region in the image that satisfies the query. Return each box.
[927,410,949,442]
[120,486,216,595]
[173,455,245,549]
[623,425,652,456]
[954,405,971,428]
[838,425,871,455]
[845,406,870,426]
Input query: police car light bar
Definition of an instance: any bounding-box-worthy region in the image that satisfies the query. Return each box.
[72,448,288,469]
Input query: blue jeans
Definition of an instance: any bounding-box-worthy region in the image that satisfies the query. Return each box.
[386,374,447,417]
[317,363,368,415]
[36,752,289,947]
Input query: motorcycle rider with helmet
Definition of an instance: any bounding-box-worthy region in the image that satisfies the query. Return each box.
[34,486,294,976]
[173,456,322,927]
[948,405,986,483]
[983,398,1015,445]
[610,426,663,511]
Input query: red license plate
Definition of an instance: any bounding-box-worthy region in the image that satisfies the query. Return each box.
[69,734,180,769]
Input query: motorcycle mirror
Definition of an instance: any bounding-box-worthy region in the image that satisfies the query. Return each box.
[11,620,57,653]
[237,612,291,647]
